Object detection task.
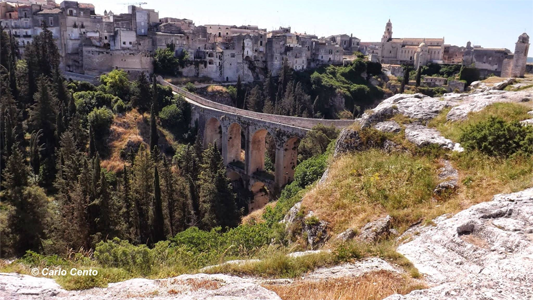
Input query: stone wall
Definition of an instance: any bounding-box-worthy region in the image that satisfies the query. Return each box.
[83,47,153,75]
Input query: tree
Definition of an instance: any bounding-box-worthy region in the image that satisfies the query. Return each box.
[99,69,130,100]
[152,165,165,242]
[400,66,410,93]
[150,104,159,153]
[415,66,422,87]
[153,46,186,76]
[236,76,245,108]
[131,72,151,113]
[245,85,263,112]
[131,145,154,243]
[87,107,114,156]
[298,124,339,162]
[197,144,239,230]
[3,145,48,255]
[29,76,57,154]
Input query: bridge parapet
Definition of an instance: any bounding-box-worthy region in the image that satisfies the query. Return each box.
[158,77,355,130]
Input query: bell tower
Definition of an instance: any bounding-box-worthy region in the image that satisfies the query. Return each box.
[510,33,530,77]
[381,19,393,43]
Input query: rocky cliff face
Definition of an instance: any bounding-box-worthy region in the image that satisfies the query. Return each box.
[386,188,533,299]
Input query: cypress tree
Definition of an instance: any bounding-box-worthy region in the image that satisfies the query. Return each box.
[198,144,239,230]
[131,72,151,113]
[152,166,165,242]
[246,85,263,112]
[120,165,135,241]
[150,104,158,153]
[400,67,409,93]
[415,66,422,87]
[131,145,153,243]
[88,125,97,157]
[3,144,48,255]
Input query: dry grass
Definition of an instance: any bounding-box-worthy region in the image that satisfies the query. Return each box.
[264,271,426,300]
[300,102,533,236]
[206,85,229,93]
[101,109,177,172]
[302,149,437,234]
[242,201,276,225]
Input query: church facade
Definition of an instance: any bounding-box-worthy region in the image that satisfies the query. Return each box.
[375,20,444,67]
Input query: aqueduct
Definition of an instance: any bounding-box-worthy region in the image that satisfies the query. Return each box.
[158,77,353,200]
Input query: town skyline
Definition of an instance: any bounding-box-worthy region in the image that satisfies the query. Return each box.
[87,0,533,52]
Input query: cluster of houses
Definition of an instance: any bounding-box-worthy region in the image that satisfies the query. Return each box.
[0,0,529,83]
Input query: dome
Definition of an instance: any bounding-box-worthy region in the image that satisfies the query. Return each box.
[419,42,426,47]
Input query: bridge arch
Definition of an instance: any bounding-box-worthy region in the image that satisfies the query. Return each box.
[204,117,222,150]
[248,128,276,177]
[227,123,245,165]
[249,181,269,213]
[281,137,300,185]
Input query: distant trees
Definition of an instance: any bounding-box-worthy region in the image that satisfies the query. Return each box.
[153,44,188,76]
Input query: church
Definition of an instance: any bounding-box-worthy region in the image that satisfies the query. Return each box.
[376,20,445,67]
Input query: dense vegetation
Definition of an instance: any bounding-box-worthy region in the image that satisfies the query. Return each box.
[0,26,247,258]
[228,58,384,119]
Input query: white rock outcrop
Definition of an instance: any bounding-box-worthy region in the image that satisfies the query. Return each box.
[0,273,282,300]
[386,188,533,299]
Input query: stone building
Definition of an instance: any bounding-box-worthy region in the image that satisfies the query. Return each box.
[375,19,444,66]
[501,33,529,78]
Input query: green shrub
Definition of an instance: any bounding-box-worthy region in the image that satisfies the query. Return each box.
[459,66,480,86]
[293,153,327,188]
[459,116,533,157]
[88,107,114,154]
[112,99,127,114]
[95,238,154,275]
[159,104,183,129]
[185,82,196,92]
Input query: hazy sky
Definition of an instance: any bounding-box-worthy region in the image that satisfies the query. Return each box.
[90,0,532,51]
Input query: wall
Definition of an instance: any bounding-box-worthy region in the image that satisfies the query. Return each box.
[83,47,153,75]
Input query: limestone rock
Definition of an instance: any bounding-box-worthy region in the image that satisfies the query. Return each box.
[374,120,401,133]
[491,78,515,90]
[333,128,362,157]
[357,215,392,243]
[0,273,282,300]
[335,228,357,242]
[303,212,329,249]
[404,125,456,150]
[303,258,400,281]
[386,188,533,299]
[281,202,301,227]
[520,119,533,126]
[287,250,331,258]
[361,93,451,128]
[434,160,459,195]
[446,90,533,121]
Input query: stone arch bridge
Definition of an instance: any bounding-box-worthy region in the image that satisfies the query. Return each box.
[158,78,353,195]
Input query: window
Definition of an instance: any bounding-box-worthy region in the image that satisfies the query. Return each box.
[141,29,144,34]
[218,32,221,37]
[49,17,53,26]
[123,41,126,45]
[141,22,144,26]
[129,41,132,45]
[80,11,84,16]
[260,41,263,46]
[105,36,108,40]
[24,12,27,18]
[230,53,235,58]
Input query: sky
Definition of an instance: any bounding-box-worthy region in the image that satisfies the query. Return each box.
[90,0,533,51]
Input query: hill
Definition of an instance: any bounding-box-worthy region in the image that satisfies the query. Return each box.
[1,74,533,299]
